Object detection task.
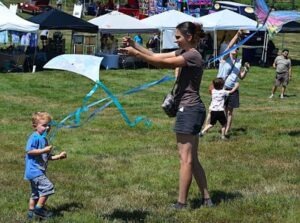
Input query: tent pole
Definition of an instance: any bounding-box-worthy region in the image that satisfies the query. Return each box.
[213,30,217,67]
[160,29,162,53]
[96,31,99,53]
[70,30,74,54]
[100,32,102,52]
[264,33,269,65]
[32,31,38,72]
[261,31,267,65]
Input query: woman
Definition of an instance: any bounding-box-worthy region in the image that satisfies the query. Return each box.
[120,22,213,209]
[217,30,250,136]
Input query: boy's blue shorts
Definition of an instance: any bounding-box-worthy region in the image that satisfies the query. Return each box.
[30,175,54,199]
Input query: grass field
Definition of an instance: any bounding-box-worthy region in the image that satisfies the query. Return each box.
[0,61,299,222]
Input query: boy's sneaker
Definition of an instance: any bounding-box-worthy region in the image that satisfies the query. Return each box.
[269,94,274,99]
[34,207,53,219]
[171,202,187,210]
[280,94,284,99]
[201,198,214,208]
[221,135,227,140]
[27,209,34,220]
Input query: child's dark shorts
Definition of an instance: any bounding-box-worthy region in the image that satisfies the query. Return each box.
[210,110,227,126]
[174,103,206,135]
[30,174,54,199]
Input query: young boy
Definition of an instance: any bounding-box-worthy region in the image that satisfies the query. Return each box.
[24,112,67,220]
[200,78,239,139]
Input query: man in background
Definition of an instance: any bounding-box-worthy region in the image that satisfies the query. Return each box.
[269,49,292,99]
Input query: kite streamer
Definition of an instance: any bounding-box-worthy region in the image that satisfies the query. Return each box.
[48,75,175,142]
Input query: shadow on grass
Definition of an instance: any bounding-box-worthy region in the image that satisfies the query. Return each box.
[190,190,243,209]
[51,202,84,217]
[230,127,247,136]
[291,59,300,66]
[283,94,297,98]
[288,130,300,136]
[103,209,149,222]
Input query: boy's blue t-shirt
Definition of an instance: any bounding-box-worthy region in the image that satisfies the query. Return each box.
[24,132,49,180]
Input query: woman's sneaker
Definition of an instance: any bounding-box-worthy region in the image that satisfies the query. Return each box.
[201,198,214,208]
[171,202,188,210]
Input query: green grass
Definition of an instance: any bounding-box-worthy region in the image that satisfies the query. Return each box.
[0,62,299,222]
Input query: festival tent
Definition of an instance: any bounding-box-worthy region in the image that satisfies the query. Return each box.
[196,9,267,63]
[0,2,39,32]
[0,2,39,72]
[197,9,260,31]
[278,21,300,50]
[27,9,98,70]
[88,11,158,33]
[280,21,300,33]
[142,10,197,29]
[28,9,98,33]
[141,10,197,49]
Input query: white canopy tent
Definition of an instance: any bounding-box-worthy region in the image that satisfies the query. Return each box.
[9,4,18,14]
[0,2,39,72]
[197,9,260,31]
[142,10,198,49]
[88,11,158,33]
[142,10,197,29]
[196,9,267,63]
[0,2,39,32]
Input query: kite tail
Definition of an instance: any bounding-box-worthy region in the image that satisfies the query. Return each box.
[48,75,174,142]
[96,80,152,127]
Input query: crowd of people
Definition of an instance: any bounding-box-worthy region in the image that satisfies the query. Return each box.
[95,0,115,16]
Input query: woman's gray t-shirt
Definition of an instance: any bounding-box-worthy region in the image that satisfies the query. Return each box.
[174,49,204,107]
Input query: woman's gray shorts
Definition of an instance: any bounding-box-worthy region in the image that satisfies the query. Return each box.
[30,174,54,199]
[174,103,206,135]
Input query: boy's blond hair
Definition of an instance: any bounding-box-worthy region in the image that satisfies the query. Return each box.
[32,112,52,127]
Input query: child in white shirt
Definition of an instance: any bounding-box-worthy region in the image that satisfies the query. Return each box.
[200,78,239,139]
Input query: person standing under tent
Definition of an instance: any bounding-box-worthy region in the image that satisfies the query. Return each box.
[56,0,62,10]
[133,34,143,45]
[40,30,49,50]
